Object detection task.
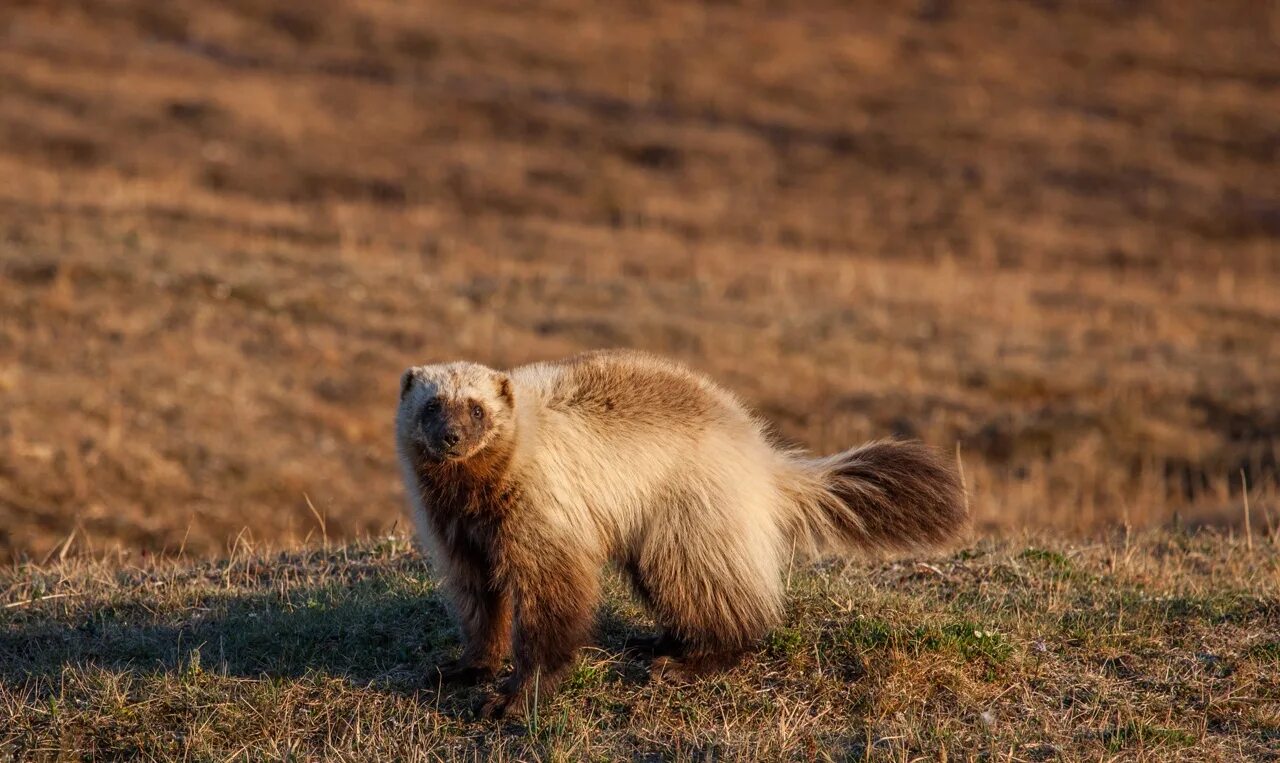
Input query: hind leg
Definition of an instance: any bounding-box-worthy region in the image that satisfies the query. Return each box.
[618,559,701,660]
[630,491,784,681]
[640,607,757,683]
[650,649,748,682]
[637,626,749,682]
[613,623,742,680]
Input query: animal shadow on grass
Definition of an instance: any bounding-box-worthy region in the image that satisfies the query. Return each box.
[0,556,658,719]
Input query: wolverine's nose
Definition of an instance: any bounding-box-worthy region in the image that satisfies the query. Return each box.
[440,430,461,448]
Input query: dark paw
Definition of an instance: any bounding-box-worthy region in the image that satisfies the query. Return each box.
[650,651,744,683]
[477,689,523,721]
[648,655,694,684]
[432,659,496,685]
[623,632,684,659]
[621,634,662,657]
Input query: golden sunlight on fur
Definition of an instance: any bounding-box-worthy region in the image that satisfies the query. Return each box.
[395,350,965,717]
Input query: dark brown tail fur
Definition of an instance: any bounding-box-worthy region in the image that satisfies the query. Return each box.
[787,439,968,555]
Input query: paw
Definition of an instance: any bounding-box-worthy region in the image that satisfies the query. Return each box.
[433,659,496,685]
[477,688,524,721]
[623,633,683,659]
[620,634,662,658]
[648,655,694,684]
[650,651,743,683]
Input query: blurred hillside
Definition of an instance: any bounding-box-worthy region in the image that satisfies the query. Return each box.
[0,0,1277,560]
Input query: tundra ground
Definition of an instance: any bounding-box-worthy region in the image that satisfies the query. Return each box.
[3,530,1277,760]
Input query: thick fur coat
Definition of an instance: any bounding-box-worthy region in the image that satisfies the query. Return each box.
[395,350,966,718]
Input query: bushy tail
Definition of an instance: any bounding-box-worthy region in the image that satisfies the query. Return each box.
[781,439,968,557]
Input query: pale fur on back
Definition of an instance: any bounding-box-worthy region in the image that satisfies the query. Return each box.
[503,351,789,643]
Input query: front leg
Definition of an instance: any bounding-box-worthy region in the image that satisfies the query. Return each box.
[437,570,510,683]
[479,536,598,720]
[432,523,511,683]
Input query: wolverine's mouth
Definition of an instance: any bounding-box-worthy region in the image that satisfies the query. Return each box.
[417,438,467,463]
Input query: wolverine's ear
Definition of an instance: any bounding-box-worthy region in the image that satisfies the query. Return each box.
[399,369,415,401]
[496,373,514,407]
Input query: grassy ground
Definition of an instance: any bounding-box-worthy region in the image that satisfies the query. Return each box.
[2,0,1279,561]
[4,2,1277,758]
[3,531,1277,761]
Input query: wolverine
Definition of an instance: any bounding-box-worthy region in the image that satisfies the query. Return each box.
[395,349,966,719]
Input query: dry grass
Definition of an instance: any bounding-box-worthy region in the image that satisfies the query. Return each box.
[2,530,1278,760]
[0,0,1277,561]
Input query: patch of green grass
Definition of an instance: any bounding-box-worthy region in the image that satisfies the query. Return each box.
[820,614,1013,678]
[1058,608,1104,644]
[563,660,611,692]
[765,625,806,660]
[817,616,891,680]
[1019,547,1085,583]
[841,617,895,651]
[1098,722,1197,752]
[1019,547,1071,570]
[1247,639,1280,666]
[916,621,1014,664]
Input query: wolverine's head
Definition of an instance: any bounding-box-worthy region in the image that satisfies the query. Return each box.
[396,361,515,464]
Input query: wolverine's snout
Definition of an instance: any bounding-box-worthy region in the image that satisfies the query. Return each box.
[415,400,482,461]
[435,426,464,457]
[415,403,453,459]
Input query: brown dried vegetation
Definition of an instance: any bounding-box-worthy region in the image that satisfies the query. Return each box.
[1,0,1278,564]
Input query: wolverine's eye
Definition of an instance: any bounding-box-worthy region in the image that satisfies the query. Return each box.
[423,398,441,414]
[471,405,485,420]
